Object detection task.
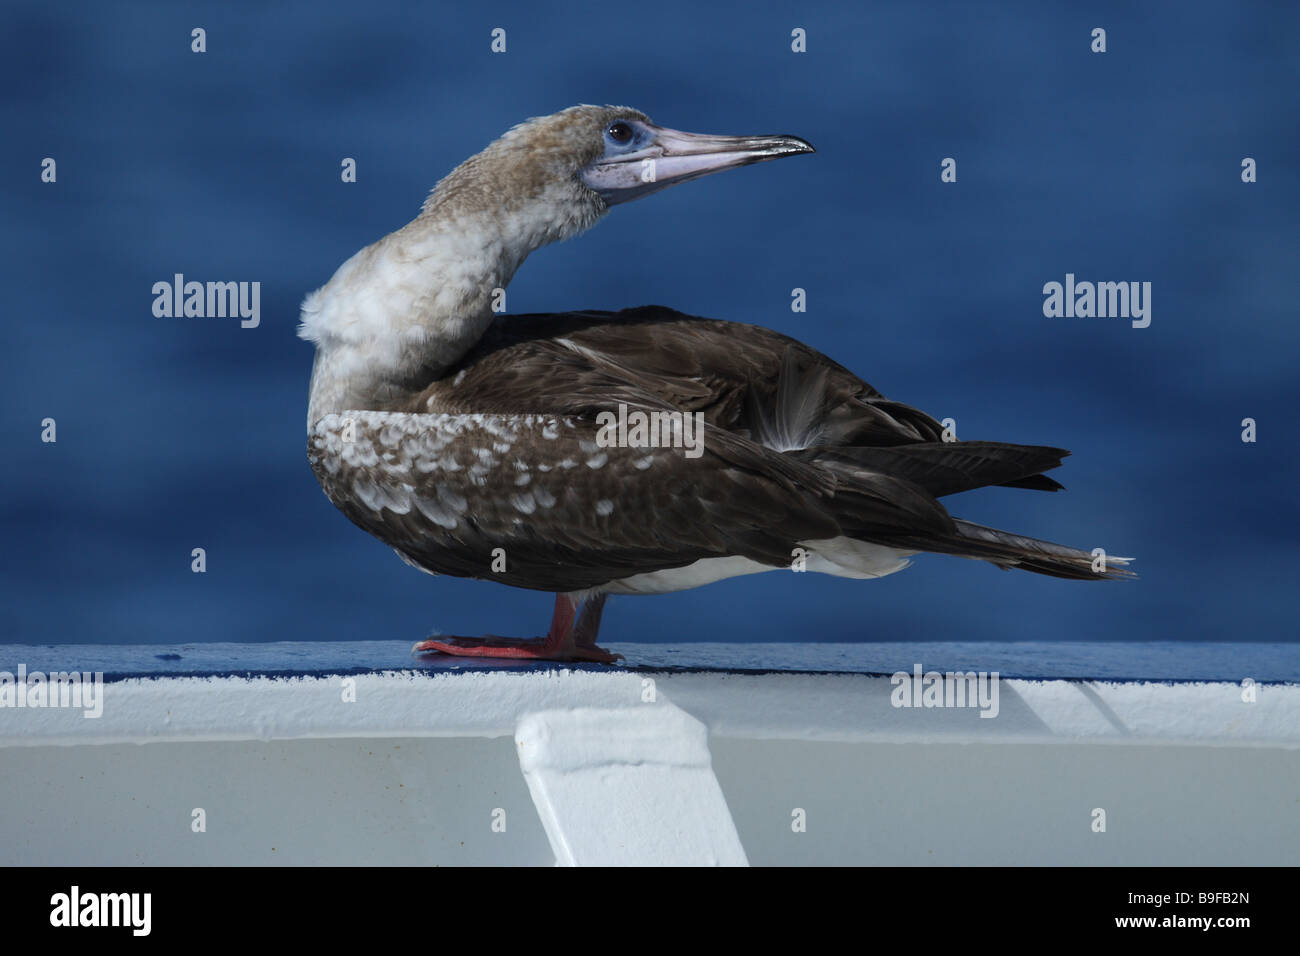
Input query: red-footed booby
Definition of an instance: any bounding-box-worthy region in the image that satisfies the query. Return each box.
[299,105,1132,663]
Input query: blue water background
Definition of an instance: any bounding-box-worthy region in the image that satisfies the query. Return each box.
[2,2,1297,671]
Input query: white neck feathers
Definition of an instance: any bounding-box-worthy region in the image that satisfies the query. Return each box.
[300,126,607,426]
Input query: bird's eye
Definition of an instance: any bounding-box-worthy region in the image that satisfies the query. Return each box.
[606,121,634,144]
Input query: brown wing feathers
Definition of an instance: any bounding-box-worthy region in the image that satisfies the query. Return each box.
[320,306,1126,587]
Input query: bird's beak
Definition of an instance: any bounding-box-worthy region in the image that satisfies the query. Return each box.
[581,125,815,206]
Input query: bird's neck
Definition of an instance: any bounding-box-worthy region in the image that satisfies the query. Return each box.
[302,142,608,426]
[302,200,563,425]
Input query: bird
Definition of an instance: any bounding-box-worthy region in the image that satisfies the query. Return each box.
[299,105,1133,664]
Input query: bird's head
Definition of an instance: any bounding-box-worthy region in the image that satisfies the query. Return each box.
[571,105,815,205]
[423,104,814,245]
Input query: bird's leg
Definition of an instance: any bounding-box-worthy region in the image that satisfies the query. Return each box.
[412,593,621,663]
[573,593,608,649]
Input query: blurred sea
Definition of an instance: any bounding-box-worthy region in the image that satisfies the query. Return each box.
[2,1,1297,676]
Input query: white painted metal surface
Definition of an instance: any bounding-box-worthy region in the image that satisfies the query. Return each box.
[517,707,746,866]
[1,642,1296,865]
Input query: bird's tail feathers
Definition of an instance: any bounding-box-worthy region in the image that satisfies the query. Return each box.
[942,518,1135,580]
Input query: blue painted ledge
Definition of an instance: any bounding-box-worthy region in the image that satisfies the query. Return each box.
[1,640,1295,683]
